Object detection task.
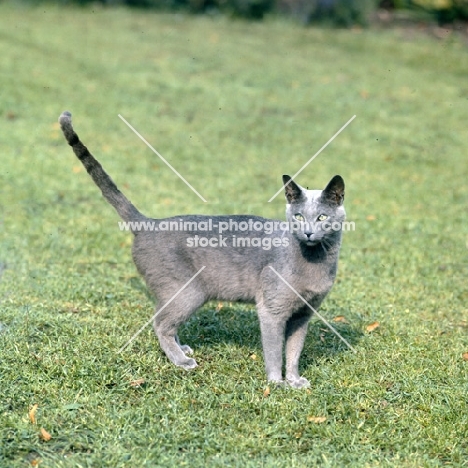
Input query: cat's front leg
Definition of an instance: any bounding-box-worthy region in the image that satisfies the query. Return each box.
[257,308,287,385]
[284,309,312,389]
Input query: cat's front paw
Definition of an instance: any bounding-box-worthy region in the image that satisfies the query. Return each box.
[268,379,286,388]
[287,376,310,389]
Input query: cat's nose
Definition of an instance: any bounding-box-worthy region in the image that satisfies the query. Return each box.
[304,231,313,238]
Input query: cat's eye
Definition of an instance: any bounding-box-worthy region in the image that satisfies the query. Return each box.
[294,213,305,222]
[317,214,328,222]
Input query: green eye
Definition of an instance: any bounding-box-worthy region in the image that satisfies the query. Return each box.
[317,214,328,222]
[294,213,305,222]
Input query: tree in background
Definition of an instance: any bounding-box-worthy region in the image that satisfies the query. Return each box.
[409,0,468,23]
[277,0,378,26]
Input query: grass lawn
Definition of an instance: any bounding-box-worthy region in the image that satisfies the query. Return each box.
[0,2,467,466]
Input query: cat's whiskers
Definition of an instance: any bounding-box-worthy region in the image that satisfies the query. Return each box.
[320,238,333,257]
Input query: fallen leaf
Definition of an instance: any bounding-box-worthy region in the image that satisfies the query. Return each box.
[130,378,145,387]
[294,432,302,438]
[360,90,369,99]
[216,302,223,311]
[40,428,52,441]
[308,416,327,424]
[462,352,468,361]
[72,166,82,173]
[366,322,380,332]
[333,315,348,323]
[250,354,257,360]
[263,386,270,397]
[30,460,41,467]
[29,404,38,424]
[366,215,376,221]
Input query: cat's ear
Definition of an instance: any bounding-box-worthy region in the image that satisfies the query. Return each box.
[321,175,345,206]
[283,175,304,204]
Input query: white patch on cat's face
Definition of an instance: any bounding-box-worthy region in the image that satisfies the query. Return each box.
[304,189,322,205]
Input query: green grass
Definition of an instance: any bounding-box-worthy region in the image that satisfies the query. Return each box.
[1,2,467,466]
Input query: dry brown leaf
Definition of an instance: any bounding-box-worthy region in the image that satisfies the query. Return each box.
[250,354,257,360]
[366,322,380,332]
[333,315,348,323]
[263,386,270,397]
[360,90,369,99]
[72,166,82,173]
[29,404,38,425]
[40,428,52,441]
[462,352,468,361]
[307,416,327,424]
[30,459,41,466]
[366,215,376,221]
[130,378,145,387]
[216,302,223,311]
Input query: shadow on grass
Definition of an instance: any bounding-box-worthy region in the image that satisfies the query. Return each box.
[179,302,364,369]
[128,277,363,369]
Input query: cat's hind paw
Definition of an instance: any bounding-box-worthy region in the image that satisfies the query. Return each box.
[179,358,198,370]
[179,344,194,355]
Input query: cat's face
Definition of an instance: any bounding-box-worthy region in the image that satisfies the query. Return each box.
[283,175,346,247]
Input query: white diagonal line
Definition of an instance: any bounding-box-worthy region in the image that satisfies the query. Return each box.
[118,114,207,203]
[117,266,206,353]
[268,266,357,353]
[268,115,356,202]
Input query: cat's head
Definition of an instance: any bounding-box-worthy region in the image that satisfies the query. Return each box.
[283,175,346,247]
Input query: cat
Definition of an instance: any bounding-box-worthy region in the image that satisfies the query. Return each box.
[58,111,346,389]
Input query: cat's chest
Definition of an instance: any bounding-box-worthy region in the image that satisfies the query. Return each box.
[261,260,337,309]
[298,277,335,301]
[297,260,336,289]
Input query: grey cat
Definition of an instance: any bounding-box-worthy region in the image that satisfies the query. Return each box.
[59,111,346,389]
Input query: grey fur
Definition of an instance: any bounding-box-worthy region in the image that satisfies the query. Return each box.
[59,111,346,389]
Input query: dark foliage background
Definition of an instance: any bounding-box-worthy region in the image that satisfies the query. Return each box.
[16,0,468,26]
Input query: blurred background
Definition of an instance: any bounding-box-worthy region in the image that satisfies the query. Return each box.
[16,0,468,26]
[1,0,467,464]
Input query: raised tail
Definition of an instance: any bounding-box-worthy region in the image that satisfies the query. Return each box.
[59,111,146,225]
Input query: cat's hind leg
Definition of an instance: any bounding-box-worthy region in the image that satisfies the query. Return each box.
[152,287,204,370]
[175,335,193,355]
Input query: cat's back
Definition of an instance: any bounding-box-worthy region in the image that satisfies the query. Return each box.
[131,213,288,301]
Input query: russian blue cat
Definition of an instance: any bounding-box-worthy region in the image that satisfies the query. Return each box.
[59,111,345,388]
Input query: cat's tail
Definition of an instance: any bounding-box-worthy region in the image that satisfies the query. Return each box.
[59,111,146,225]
